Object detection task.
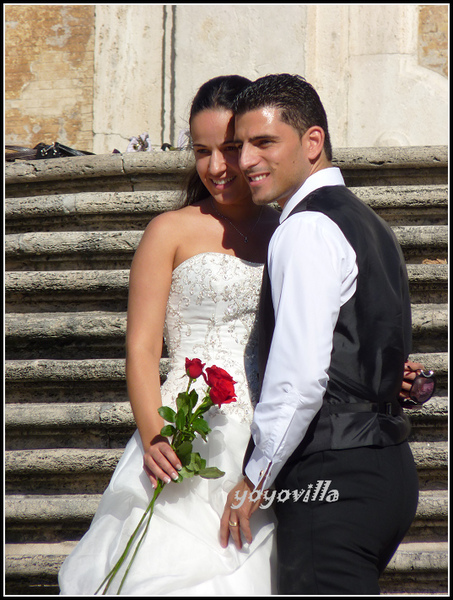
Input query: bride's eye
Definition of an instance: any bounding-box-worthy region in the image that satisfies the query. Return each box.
[194,148,210,157]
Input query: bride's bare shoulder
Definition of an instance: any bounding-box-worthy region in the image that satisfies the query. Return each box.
[137,203,208,254]
[143,203,198,231]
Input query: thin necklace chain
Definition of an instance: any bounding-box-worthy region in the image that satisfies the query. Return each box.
[210,199,263,243]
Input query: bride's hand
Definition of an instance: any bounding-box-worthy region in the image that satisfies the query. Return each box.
[143,435,182,489]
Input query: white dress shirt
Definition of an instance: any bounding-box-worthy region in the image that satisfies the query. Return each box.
[245,167,359,488]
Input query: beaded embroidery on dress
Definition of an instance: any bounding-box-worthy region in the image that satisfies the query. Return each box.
[58,253,277,596]
[163,253,263,424]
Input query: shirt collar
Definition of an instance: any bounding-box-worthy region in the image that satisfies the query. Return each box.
[280,167,345,223]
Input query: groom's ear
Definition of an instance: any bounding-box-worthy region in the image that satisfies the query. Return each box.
[303,126,325,162]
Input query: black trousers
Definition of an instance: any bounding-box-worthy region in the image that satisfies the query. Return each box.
[274,442,419,595]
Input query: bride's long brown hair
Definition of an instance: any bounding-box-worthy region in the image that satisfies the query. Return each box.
[181,75,251,207]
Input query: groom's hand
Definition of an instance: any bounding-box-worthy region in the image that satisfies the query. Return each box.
[399,360,425,400]
[220,476,263,549]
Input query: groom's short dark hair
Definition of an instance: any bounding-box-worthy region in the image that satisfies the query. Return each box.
[233,73,332,161]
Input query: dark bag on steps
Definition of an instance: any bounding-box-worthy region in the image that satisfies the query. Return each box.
[6,142,94,162]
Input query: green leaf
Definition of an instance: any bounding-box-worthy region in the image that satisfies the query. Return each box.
[192,417,211,437]
[175,441,192,461]
[178,466,195,479]
[199,467,225,479]
[183,452,203,473]
[180,450,194,468]
[157,406,176,423]
[175,409,187,430]
[187,389,199,412]
[176,391,191,412]
[160,424,176,437]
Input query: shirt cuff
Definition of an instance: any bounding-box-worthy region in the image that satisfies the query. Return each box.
[244,445,273,489]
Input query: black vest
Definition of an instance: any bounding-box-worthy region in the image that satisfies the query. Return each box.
[258,185,412,465]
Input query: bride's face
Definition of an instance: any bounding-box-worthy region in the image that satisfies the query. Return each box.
[191,109,251,206]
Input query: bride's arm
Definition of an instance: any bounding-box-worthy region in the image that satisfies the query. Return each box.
[126,213,182,488]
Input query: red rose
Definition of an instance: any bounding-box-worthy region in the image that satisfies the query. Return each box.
[185,358,205,379]
[204,365,237,407]
[204,365,235,388]
[209,379,237,406]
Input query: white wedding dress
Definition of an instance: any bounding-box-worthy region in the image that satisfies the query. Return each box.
[58,253,277,595]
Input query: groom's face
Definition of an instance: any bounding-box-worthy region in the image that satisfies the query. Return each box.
[234,107,309,209]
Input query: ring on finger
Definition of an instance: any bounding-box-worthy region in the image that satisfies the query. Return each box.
[229,519,239,527]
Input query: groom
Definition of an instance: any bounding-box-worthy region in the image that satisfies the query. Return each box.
[219,74,419,594]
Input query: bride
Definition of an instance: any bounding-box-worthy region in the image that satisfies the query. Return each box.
[58,75,281,595]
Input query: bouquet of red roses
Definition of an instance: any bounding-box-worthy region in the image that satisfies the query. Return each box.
[96,358,237,595]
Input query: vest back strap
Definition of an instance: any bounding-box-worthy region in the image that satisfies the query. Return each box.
[326,402,398,416]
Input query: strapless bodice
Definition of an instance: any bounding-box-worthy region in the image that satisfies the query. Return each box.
[162,253,264,424]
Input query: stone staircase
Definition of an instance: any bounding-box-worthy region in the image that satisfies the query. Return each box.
[4,147,448,595]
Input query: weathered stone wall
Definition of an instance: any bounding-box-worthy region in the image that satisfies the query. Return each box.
[418,5,449,77]
[4,5,448,153]
[5,5,95,152]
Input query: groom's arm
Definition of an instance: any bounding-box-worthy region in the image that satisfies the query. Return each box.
[245,212,357,489]
[220,213,357,549]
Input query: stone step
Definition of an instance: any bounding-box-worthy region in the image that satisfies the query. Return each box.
[5,304,448,360]
[405,396,449,442]
[4,225,449,271]
[4,352,446,403]
[332,146,448,187]
[5,264,448,312]
[5,311,129,360]
[392,225,448,262]
[402,491,449,543]
[5,494,103,544]
[5,402,136,450]
[4,488,448,545]
[5,442,448,495]
[3,146,448,596]
[4,184,448,233]
[5,392,447,451]
[4,190,181,233]
[4,539,448,595]
[406,264,448,304]
[4,230,142,271]
[410,441,449,490]
[4,147,448,200]
[4,357,171,403]
[5,448,124,494]
[349,185,447,225]
[5,269,130,312]
[4,357,129,404]
[5,541,74,594]
[380,541,448,594]
[409,304,449,352]
[4,151,193,197]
